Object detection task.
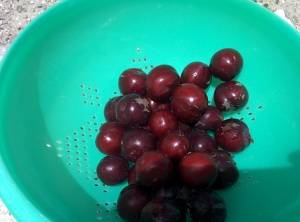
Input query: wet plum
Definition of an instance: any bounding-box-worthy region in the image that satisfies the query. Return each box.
[171,83,208,123]
[177,120,193,136]
[121,128,157,163]
[194,105,224,132]
[214,118,253,152]
[187,189,227,222]
[158,130,190,161]
[145,96,171,112]
[178,152,218,188]
[214,81,249,111]
[181,62,212,90]
[96,155,129,185]
[210,48,243,81]
[95,122,126,155]
[187,131,218,153]
[116,93,151,128]
[146,65,180,102]
[135,151,174,189]
[118,68,147,96]
[140,199,186,222]
[210,150,239,189]
[117,184,152,222]
[104,95,123,122]
[148,109,178,138]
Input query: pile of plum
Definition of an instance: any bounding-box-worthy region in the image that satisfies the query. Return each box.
[95,48,253,222]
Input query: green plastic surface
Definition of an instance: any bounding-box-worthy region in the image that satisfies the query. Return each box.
[0,0,300,221]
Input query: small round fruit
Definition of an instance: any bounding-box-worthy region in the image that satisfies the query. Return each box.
[159,130,190,161]
[187,189,227,222]
[214,118,253,152]
[187,131,218,153]
[117,184,152,222]
[146,65,180,102]
[95,122,126,155]
[140,199,186,222]
[214,81,249,111]
[194,105,223,132]
[178,152,218,188]
[135,151,174,188]
[118,68,147,96]
[148,109,178,138]
[210,48,243,81]
[171,83,208,123]
[96,155,129,185]
[181,62,212,90]
[104,96,123,122]
[116,93,151,127]
[210,150,239,189]
[121,128,157,163]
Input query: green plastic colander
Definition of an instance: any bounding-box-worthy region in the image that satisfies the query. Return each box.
[0,0,300,221]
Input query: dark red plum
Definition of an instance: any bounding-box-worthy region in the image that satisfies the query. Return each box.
[128,164,137,185]
[158,130,190,161]
[148,109,178,138]
[178,152,218,188]
[95,122,126,155]
[187,131,218,153]
[171,83,208,123]
[177,121,193,135]
[104,96,123,122]
[121,128,157,163]
[145,96,171,112]
[140,199,186,222]
[117,184,152,222]
[96,155,129,185]
[118,68,147,96]
[135,151,174,189]
[187,189,227,222]
[181,62,212,90]
[194,105,223,132]
[214,81,249,111]
[210,48,243,81]
[210,150,239,189]
[214,118,253,152]
[154,181,191,201]
[146,65,180,102]
[116,93,151,127]
[154,181,191,213]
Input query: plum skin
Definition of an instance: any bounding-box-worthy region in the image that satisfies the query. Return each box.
[117,184,152,222]
[135,151,174,189]
[178,152,218,188]
[214,81,249,111]
[146,65,180,102]
[121,128,156,163]
[187,189,227,222]
[214,118,253,152]
[210,150,239,189]
[118,68,147,96]
[116,93,151,128]
[171,83,208,123]
[95,122,126,155]
[96,155,129,186]
[140,198,186,222]
[210,48,243,81]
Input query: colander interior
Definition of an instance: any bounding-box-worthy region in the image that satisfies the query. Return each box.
[0,0,300,221]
